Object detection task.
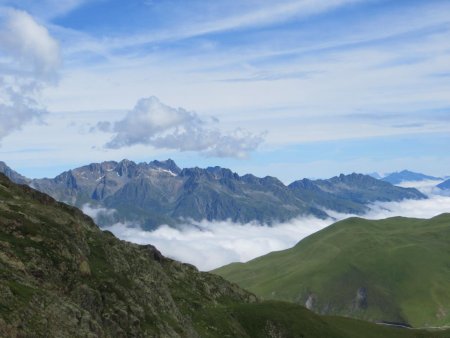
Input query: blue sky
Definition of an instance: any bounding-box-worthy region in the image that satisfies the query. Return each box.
[0,0,449,182]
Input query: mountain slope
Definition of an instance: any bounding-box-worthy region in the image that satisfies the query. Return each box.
[382,170,441,184]
[0,173,253,336]
[214,214,450,328]
[2,174,447,337]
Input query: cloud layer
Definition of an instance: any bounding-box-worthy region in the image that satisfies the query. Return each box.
[99,96,265,158]
[106,217,331,271]
[97,180,450,271]
[0,9,60,142]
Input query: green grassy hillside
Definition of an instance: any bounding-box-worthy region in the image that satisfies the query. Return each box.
[214,214,450,328]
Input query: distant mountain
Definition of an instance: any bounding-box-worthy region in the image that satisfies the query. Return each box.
[437,179,450,190]
[214,214,450,328]
[2,173,445,337]
[0,160,426,228]
[382,170,441,184]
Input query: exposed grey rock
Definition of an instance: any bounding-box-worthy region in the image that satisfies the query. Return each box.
[354,287,368,310]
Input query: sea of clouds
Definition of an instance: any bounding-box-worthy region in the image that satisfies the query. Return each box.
[83,179,450,271]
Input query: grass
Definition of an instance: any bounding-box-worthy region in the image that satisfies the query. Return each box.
[214,214,450,328]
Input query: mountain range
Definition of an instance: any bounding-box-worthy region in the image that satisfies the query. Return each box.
[1,173,449,337]
[0,160,426,229]
[214,214,450,328]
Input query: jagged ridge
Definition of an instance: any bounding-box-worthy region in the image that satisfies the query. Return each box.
[1,160,426,228]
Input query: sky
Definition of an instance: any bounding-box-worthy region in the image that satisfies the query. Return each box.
[0,0,449,183]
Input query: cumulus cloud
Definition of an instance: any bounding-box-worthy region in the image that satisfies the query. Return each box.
[0,9,60,75]
[0,8,60,141]
[103,180,450,271]
[97,96,265,158]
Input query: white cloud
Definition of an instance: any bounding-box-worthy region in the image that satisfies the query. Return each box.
[100,96,265,159]
[0,8,60,142]
[1,0,89,20]
[41,1,450,138]
[105,217,332,271]
[1,2,448,182]
[193,0,363,37]
[0,8,60,76]
[328,179,450,220]
[363,194,450,220]
[82,203,116,221]
[103,180,450,271]
[396,179,446,195]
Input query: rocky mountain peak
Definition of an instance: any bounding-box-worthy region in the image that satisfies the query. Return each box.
[260,175,285,187]
[205,166,237,180]
[116,159,137,177]
[288,178,318,191]
[149,158,181,175]
[329,173,374,184]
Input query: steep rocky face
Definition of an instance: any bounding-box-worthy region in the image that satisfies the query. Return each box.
[1,160,426,228]
[170,167,324,225]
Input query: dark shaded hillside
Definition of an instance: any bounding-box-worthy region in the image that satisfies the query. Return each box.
[0,160,426,228]
[0,174,449,337]
[214,214,450,328]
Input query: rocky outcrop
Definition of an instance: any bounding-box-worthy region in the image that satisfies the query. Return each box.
[353,287,368,310]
